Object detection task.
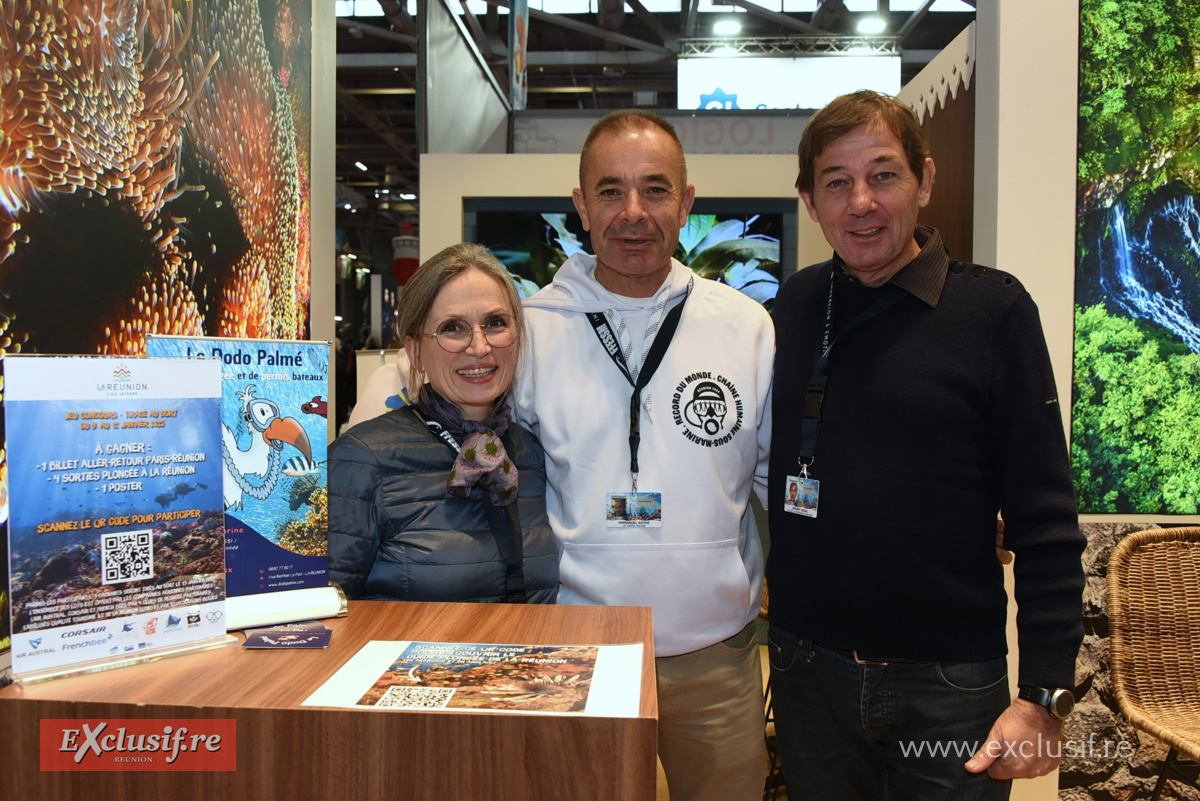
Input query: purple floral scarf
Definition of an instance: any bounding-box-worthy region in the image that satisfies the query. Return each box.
[416,385,518,507]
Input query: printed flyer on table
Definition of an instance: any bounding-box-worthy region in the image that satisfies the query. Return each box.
[303,640,644,717]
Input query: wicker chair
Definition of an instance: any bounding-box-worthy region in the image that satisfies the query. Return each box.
[1108,526,1200,799]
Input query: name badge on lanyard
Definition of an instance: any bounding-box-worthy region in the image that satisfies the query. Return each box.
[783,473,818,518]
[589,279,691,528]
[606,491,663,527]
[788,270,904,520]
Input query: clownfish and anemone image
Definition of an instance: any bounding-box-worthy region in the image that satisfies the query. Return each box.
[0,0,312,356]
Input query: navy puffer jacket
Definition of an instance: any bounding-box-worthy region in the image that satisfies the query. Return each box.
[328,406,558,603]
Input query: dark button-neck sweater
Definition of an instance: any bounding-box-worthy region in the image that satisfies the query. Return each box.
[767,227,1084,690]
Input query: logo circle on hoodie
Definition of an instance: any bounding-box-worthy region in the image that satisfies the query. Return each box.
[672,372,743,446]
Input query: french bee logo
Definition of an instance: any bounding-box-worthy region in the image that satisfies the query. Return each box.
[672,372,744,446]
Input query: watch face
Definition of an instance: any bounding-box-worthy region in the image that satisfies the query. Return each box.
[1050,689,1075,719]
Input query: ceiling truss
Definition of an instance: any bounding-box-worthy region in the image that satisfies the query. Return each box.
[334,2,975,247]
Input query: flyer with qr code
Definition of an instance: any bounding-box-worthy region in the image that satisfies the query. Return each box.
[4,356,228,678]
[302,640,644,717]
[146,336,331,599]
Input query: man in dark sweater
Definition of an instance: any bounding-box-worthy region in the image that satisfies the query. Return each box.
[766,90,1084,800]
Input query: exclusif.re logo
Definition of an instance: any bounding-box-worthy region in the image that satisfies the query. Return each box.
[40,719,236,771]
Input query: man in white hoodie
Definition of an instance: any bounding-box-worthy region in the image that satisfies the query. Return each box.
[511,110,773,801]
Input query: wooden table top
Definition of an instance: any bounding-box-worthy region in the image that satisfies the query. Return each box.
[0,600,657,717]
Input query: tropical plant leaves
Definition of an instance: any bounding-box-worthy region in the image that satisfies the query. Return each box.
[686,239,780,279]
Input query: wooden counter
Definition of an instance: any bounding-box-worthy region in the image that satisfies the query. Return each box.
[0,600,657,801]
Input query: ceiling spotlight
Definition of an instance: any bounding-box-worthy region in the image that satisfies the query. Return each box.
[399,193,417,201]
[343,203,352,210]
[355,161,369,172]
[857,16,886,35]
[714,19,741,36]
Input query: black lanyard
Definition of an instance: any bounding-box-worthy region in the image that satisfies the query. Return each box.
[417,412,461,451]
[587,282,690,490]
[798,269,905,467]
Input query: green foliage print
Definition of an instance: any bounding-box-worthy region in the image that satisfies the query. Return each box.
[1072,304,1200,513]
[1078,0,1200,216]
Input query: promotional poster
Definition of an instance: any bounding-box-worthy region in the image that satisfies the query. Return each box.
[5,357,226,676]
[146,336,330,597]
[0,0,315,685]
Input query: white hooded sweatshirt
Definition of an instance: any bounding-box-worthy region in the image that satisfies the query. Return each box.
[513,254,773,656]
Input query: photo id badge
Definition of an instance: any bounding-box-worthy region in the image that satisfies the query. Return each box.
[606,491,663,527]
[783,474,819,518]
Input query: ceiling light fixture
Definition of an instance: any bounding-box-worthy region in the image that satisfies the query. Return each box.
[857,16,887,35]
[714,19,741,36]
[355,161,369,172]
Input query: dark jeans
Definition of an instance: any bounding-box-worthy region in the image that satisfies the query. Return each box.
[767,624,1012,801]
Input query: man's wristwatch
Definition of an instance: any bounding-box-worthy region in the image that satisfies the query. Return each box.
[1018,686,1075,720]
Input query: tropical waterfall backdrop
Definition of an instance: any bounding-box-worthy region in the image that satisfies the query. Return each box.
[1073,0,1200,514]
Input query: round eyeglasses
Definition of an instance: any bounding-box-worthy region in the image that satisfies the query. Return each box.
[423,313,517,353]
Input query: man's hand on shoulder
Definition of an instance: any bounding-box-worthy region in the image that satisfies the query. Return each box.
[964,698,1063,780]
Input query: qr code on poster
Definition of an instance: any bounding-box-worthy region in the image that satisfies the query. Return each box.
[101,531,154,584]
[376,686,456,709]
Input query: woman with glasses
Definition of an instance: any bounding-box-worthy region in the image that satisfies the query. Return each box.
[328,243,557,603]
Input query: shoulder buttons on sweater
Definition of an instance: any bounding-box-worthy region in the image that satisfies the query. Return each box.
[972,267,987,278]
[950,261,965,274]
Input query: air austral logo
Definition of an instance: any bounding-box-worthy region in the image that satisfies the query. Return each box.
[41,719,237,771]
[672,372,744,446]
[20,636,54,658]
